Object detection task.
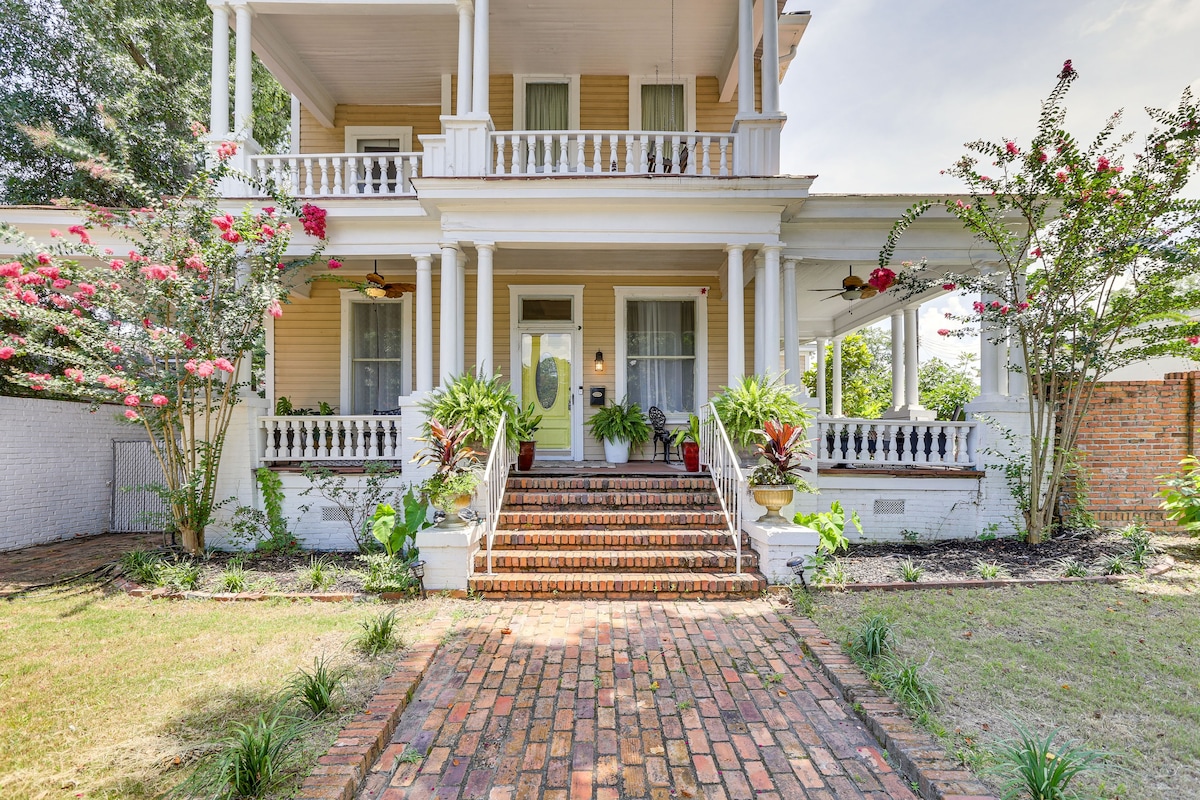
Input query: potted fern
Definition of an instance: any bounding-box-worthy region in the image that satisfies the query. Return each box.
[671,413,703,473]
[712,374,811,461]
[587,397,651,464]
[512,402,544,471]
[748,420,814,521]
[418,371,519,450]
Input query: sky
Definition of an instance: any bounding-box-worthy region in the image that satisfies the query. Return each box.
[777,0,1200,365]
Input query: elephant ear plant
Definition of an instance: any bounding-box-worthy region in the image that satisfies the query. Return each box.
[371,487,433,561]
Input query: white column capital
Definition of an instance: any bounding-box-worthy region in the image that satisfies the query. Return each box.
[455,0,474,12]
[761,244,784,255]
[228,0,253,16]
[725,244,746,255]
[438,242,461,255]
[475,241,496,253]
[206,0,229,10]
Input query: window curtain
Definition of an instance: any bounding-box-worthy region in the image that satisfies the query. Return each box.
[641,84,685,131]
[626,300,696,415]
[352,302,404,414]
[525,82,569,130]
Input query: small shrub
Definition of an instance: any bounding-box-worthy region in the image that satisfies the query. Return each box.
[358,554,417,594]
[1099,554,1129,575]
[876,657,939,715]
[120,549,163,585]
[1126,539,1155,570]
[974,560,1008,580]
[202,713,306,799]
[1057,558,1088,578]
[158,560,202,591]
[217,566,248,593]
[794,501,861,555]
[821,557,850,589]
[296,556,337,592]
[288,656,345,716]
[355,610,401,656]
[853,614,894,660]
[898,559,923,583]
[1156,455,1200,535]
[900,529,921,544]
[993,723,1105,800]
[1118,520,1151,547]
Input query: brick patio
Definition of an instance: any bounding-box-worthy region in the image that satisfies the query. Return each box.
[357,599,919,800]
[0,531,163,597]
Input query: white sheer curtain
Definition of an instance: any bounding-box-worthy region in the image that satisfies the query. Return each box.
[626,300,696,415]
[351,302,404,414]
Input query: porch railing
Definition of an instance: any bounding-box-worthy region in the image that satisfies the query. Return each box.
[481,412,517,575]
[491,131,734,177]
[699,403,743,574]
[249,153,423,198]
[258,415,404,462]
[814,418,978,468]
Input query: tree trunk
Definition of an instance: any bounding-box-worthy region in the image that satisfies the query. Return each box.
[179,526,205,555]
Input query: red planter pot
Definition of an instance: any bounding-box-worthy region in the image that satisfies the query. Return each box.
[681,441,700,473]
[517,440,536,471]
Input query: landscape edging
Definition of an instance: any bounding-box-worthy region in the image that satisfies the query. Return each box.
[807,556,1174,592]
[111,576,467,601]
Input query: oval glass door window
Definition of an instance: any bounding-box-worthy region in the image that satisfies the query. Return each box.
[535,356,559,409]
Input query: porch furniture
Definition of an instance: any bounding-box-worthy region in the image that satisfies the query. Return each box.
[648,406,676,463]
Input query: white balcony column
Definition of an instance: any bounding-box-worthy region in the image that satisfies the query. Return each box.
[753,254,765,374]
[471,0,489,117]
[815,337,828,414]
[762,246,782,378]
[831,337,844,418]
[726,246,745,383]
[760,0,781,114]
[232,1,253,140]
[439,244,460,386]
[475,243,494,377]
[456,254,466,374]
[889,310,904,411]
[415,255,434,392]
[903,306,923,410]
[782,257,801,392]
[737,0,755,115]
[978,266,1002,401]
[455,0,474,115]
[208,2,230,137]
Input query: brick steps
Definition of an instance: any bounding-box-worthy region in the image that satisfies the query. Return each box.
[490,529,737,550]
[504,490,719,509]
[498,509,725,529]
[474,548,757,573]
[468,571,766,600]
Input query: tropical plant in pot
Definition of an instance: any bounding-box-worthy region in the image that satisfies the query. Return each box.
[587,397,651,464]
[413,420,482,527]
[512,402,544,472]
[671,413,703,473]
[419,371,519,450]
[748,420,815,521]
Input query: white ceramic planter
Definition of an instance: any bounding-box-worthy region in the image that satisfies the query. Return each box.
[603,438,631,464]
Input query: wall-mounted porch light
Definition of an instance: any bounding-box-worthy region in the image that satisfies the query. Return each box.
[594,351,604,373]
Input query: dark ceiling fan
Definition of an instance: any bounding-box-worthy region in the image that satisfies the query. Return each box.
[807,267,878,302]
[365,261,415,298]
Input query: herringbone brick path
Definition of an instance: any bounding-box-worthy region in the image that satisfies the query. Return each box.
[357,600,917,800]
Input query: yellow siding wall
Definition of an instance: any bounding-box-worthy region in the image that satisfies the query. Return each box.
[580,75,630,129]
[299,106,443,154]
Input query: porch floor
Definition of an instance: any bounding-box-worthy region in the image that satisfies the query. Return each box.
[520,460,699,476]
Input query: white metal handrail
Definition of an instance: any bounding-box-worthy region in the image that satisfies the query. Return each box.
[259,415,403,462]
[491,130,734,177]
[814,418,978,468]
[482,412,517,575]
[249,152,423,197]
[699,403,743,574]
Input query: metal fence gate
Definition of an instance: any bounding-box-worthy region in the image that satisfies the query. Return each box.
[111,440,169,533]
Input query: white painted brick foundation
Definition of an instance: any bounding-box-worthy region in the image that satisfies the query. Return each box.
[0,396,148,551]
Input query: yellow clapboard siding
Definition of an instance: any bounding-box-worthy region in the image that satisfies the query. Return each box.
[299,105,443,155]
[580,75,630,130]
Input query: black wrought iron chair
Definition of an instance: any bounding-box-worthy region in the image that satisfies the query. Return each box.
[648,406,675,463]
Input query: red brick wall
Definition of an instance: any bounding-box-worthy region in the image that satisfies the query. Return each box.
[1069,371,1200,528]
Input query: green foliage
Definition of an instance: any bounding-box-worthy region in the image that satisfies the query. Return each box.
[801,332,891,419]
[875,657,940,717]
[587,397,652,445]
[287,657,345,717]
[295,556,337,592]
[354,609,402,655]
[421,471,481,514]
[853,614,894,659]
[714,375,810,450]
[510,402,544,442]
[992,723,1106,800]
[419,371,519,447]
[975,560,1008,580]
[748,419,816,490]
[119,548,163,585]
[357,554,417,595]
[154,559,202,591]
[301,462,402,553]
[898,559,924,582]
[370,488,431,560]
[789,583,816,616]
[229,468,299,554]
[1099,554,1129,576]
[1057,558,1088,578]
[1157,455,1200,535]
[918,355,980,421]
[217,566,248,593]
[794,500,861,554]
[179,712,307,800]
[671,413,703,446]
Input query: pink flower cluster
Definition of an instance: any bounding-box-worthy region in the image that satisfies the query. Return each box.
[216,141,239,160]
[212,214,242,243]
[300,204,328,239]
[140,263,178,281]
[68,225,91,244]
[1189,336,1200,346]
[184,358,235,378]
[867,267,896,293]
[27,372,51,391]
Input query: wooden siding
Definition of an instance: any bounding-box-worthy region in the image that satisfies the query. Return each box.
[580,75,630,130]
[299,105,443,154]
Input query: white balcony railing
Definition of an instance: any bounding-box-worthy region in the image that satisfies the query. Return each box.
[258,415,404,462]
[249,153,422,198]
[491,131,734,177]
[814,419,978,469]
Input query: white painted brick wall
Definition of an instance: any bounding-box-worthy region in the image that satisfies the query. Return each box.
[0,396,148,551]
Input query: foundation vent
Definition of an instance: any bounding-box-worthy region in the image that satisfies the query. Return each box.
[873,499,905,515]
[321,506,352,522]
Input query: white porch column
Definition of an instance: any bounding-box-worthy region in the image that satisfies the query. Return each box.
[889,310,904,412]
[903,306,922,410]
[456,255,466,374]
[753,255,765,374]
[726,246,745,384]
[455,0,474,115]
[232,2,253,140]
[760,0,780,114]
[978,267,1002,400]
[782,257,800,390]
[815,337,828,414]
[762,246,782,378]
[415,255,434,393]
[831,337,844,417]
[475,243,494,376]
[737,0,755,115]
[439,244,460,386]
[471,0,489,117]
[208,2,230,137]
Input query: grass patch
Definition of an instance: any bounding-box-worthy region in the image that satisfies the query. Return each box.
[808,556,1200,800]
[0,585,466,799]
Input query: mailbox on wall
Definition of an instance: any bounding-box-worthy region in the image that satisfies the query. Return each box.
[589,386,606,406]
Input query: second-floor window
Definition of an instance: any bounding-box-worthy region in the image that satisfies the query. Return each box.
[641,84,685,131]
[525,82,569,130]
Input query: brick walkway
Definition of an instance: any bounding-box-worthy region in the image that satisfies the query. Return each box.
[359,600,917,800]
[0,532,163,596]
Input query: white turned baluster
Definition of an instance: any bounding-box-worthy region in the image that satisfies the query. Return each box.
[525,135,536,175]
[288,158,298,193]
[685,135,696,175]
[542,134,552,173]
[719,140,729,176]
[700,137,711,175]
[591,134,601,172]
[330,158,342,195]
[625,134,636,172]
[390,156,400,193]
[316,158,328,195]
[575,135,585,173]
[494,136,506,174]
[347,159,359,195]
[303,159,314,195]
[609,134,618,172]
[955,426,968,464]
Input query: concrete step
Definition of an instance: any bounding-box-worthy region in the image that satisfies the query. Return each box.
[503,490,720,510]
[498,509,727,530]
[467,571,767,600]
[473,548,756,573]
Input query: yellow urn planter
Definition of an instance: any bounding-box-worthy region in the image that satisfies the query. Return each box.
[750,485,794,522]
[438,493,474,528]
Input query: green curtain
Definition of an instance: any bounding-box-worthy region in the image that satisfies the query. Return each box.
[525,82,569,130]
[641,84,685,131]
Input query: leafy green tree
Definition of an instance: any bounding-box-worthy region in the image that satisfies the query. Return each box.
[0,0,288,206]
[918,354,978,421]
[802,332,892,418]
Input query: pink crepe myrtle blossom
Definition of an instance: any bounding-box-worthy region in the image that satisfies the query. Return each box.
[76,283,96,296]
[1096,156,1110,172]
[106,342,122,354]
[214,357,235,373]
[1055,170,1069,183]
[1189,335,1200,346]
[19,273,44,285]
[262,206,275,216]
[990,300,1002,310]
[184,359,198,374]
[0,262,20,277]
[327,258,342,269]
[260,225,275,239]
[184,255,206,272]
[216,141,239,160]
[0,347,14,360]
[140,263,177,281]
[867,267,896,293]
[124,395,140,407]
[50,294,72,309]
[973,301,986,313]
[211,214,235,232]
[1018,302,1030,311]
[151,394,169,406]
[109,258,125,271]
[68,225,91,244]
[937,329,951,336]
[1005,141,1019,155]
[300,204,328,239]
[124,409,139,420]
[36,253,51,265]
[49,229,61,238]
[268,299,283,318]
[196,361,215,378]
[221,229,242,244]
[52,278,70,289]
[54,325,69,334]
[189,121,207,138]
[28,373,51,390]
[20,290,37,304]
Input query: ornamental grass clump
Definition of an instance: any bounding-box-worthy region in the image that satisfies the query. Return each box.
[992,723,1107,800]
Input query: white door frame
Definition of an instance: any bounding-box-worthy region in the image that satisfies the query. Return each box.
[509,285,585,461]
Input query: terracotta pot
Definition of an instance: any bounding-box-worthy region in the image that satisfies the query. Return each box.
[517,440,536,471]
[681,441,700,472]
[751,485,794,522]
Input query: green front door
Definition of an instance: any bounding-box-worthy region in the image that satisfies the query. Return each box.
[521,332,573,452]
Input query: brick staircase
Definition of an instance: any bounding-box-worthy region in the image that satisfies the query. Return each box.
[468,471,766,599]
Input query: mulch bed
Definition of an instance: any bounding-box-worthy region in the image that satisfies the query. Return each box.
[180,550,372,593]
[834,527,1158,585]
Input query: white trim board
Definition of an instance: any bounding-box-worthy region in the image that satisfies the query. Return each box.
[344,126,415,152]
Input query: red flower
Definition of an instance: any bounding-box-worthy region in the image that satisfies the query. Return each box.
[1005,141,1019,155]
[300,204,328,239]
[68,225,91,244]
[216,141,239,161]
[941,283,956,291]
[1055,170,1069,183]
[937,329,951,336]
[867,267,896,293]
[1059,59,1075,79]
[0,347,14,360]
[1189,336,1200,346]
[1031,247,1043,258]
[211,214,235,232]
[327,258,342,270]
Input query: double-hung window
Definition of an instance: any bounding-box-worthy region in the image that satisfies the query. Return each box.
[341,291,408,415]
[623,298,700,416]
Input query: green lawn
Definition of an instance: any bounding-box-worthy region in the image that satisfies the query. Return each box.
[808,535,1200,800]
[0,585,469,800]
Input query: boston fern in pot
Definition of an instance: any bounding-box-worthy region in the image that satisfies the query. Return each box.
[587,397,651,464]
[712,374,811,453]
[748,420,815,521]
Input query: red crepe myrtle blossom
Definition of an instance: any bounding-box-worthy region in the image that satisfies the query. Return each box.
[937,329,951,336]
[1031,247,1043,258]
[1055,170,1069,183]
[300,204,328,239]
[1005,141,1020,155]
[1189,335,1200,346]
[942,283,956,291]
[211,214,235,232]
[327,258,342,269]
[867,267,896,292]
[1038,152,1048,162]
[1059,59,1075,78]
[973,301,986,313]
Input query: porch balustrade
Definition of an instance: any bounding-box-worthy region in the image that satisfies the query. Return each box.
[258,415,405,463]
[813,418,978,468]
[491,131,735,177]
[249,153,423,198]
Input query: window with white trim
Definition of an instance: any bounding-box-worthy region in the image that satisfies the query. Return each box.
[341,291,411,414]
[513,75,581,131]
[615,287,707,420]
[629,76,696,132]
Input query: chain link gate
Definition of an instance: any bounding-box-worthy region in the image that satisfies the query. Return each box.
[111,440,169,533]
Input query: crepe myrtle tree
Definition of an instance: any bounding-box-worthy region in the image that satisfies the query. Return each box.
[874,60,1200,544]
[0,134,341,554]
